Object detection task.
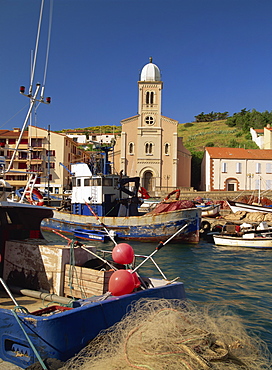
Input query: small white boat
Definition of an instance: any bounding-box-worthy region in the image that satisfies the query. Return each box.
[213,221,272,248]
[213,233,272,248]
[196,203,220,217]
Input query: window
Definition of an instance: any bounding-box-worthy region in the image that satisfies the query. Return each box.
[49,163,55,169]
[18,163,27,169]
[129,142,134,154]
[145,142,153,155]
[19,152,27,160]
[256,163,261,174]
[228,183,235,191]
[84,178,90,186]
[255,178,261,190]
[266,180,272,190]
[236,162,242,173]
[266,163,272,174]
[46,150,56,157]
[145,116,154,125]
[21,139,28,144]
[146,91,154,104]
[103,178,112,186]
[77,179,81,187]
[31,139,42,147]
[31,151,41,160]
[165,143,170,155]
[93,178,101,186]
[8,139,16,144]
[222,162,227,173]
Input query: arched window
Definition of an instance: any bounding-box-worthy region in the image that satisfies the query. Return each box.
[145,142,153,155]
[146,91,154,105]
[164,143,170,155]
[145,143,149,154]
[129,142,134,154]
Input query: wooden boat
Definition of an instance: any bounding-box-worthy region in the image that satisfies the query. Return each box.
[73,228,112,242]
[227,199,272,214]
[41,159,201,244]
[213,221,272,248]
[196,203,220,217]
[213,233,272,248]
[0,198,186,369]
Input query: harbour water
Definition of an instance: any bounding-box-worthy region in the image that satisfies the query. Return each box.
[129,238,272,353]
[45,230,272,354]
[1,233,272,369]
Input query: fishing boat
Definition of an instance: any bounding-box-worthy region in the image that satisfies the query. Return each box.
[213,221,272,248]
[0,191,186,369]
[41,154,202,243]
[227,199,272,214]
[73,228,113,242]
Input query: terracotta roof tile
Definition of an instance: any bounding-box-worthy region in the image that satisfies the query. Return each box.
[205,147,272,160]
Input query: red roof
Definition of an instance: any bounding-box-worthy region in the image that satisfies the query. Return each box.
[205,147,272,160]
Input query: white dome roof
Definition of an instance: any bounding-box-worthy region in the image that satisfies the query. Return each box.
[140,57,161,81]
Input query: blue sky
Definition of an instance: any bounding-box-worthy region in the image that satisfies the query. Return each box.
[1,0,272,132]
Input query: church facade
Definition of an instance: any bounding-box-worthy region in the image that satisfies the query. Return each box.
[112,58,191,194]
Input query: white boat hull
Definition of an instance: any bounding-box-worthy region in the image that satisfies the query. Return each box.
[227,200,272,214]
[198,204,220,217]
[213,234,272,248]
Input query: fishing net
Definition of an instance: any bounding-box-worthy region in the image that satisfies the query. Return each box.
[62,298,271,370]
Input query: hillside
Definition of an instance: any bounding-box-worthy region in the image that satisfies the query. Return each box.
[178,120,259,153]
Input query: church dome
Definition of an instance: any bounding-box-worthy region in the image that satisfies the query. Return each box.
[140,57,161,81]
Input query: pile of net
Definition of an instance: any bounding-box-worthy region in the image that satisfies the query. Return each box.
[62,298,271,370]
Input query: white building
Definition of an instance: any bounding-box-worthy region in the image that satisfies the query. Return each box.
[201,147,272,191]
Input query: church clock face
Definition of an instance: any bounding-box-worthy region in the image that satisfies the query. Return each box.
[145,116,155,125]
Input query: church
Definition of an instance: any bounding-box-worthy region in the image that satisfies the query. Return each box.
[112,58,191,195]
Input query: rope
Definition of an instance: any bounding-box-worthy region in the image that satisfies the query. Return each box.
[29,0,44,91]
[68,239,87,299]
[42,0,54,89]
[11,308,48,370]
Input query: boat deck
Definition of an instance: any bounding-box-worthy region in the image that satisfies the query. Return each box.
[0,290,47,313]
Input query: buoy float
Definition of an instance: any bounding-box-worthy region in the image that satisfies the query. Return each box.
[108,269,135,296]
[112,243,134,265]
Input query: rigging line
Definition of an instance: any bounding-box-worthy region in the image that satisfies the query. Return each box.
[42,0,53,90]
[0,104,29,129]
[29,0,45,93]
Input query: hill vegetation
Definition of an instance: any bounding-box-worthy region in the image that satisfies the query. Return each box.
[178,108,272,188]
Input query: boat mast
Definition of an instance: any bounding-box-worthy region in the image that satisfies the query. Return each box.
[47,125,51,205]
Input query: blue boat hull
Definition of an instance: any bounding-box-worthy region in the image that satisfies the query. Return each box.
[0,283,185,368]
[42,207,201,243]
[73,228,110,242]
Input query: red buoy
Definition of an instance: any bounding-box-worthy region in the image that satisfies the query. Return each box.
[112,243,134,265]
[108,270,135,296]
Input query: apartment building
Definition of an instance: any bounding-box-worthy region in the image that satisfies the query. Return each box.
[0,126,90,194]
